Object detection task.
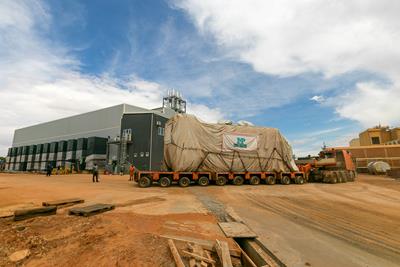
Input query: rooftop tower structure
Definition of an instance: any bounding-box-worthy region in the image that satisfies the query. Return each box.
[163,89,186,114]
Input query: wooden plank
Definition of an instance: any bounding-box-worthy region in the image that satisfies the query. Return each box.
[14,206,57,221]
[68,204,115,217]
[193,243,205,266]
[168,239,185,267]
[205,250,216,267]
[42,198,84,207]
[160,234,241,258]
[218,222,258,238]
[182,250,216,264]
[215,240,233,267]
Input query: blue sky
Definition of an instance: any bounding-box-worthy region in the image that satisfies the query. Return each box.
[1,0,400,156]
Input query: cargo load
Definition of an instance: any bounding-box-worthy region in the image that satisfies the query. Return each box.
[163,114,298,172]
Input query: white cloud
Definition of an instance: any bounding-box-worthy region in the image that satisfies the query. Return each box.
[186,103,224,123]
[310,95,325,103]
[0,0,221,155]
[332,82,400,127]
[173,0,400,126]
[291,128,356,156]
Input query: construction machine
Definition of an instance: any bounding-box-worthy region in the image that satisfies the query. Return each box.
[296,148,357,183]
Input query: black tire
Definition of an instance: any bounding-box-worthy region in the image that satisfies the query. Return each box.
[330,172,338,184]
[349,171,355,182]
[198,176,209,186]
[340,171,346,183]
[295,176,305,185]
[179,176,191,187]
[266,175,276,185]
[159,176,171,187]
[233,176,244,186]
[281,175,291,185]
[138,176,151,188]
[342,171,348,183]
[216,176,226,186]
[250,176,260,185]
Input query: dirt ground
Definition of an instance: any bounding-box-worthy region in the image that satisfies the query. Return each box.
[197,174,400,267]
[0,173,399,267]
[0,173,232,267]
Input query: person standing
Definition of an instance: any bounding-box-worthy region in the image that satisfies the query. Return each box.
[92,163,99,183]
[129,164,135,181]
[119,164,125,176]
[46,163,52,177]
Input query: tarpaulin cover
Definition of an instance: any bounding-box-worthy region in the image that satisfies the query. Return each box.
[163,114,298,172]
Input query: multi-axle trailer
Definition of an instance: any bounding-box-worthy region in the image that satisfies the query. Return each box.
[134,170,307,187]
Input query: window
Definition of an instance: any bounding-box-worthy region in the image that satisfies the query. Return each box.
[371,137,380,144]
[122,129,132,141]
[158,127,164,136]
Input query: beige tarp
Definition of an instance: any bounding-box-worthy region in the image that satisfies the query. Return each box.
[163,114,298,172]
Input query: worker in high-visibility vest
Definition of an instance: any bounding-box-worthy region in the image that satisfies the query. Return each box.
[129,164,135,181]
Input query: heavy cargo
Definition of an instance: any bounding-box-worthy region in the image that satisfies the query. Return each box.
[163,114,298,173]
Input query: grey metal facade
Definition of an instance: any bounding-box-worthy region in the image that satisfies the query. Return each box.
[6,103,176,172]
[120,113,169,171]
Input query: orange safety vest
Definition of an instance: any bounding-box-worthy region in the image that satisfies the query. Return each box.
[129,166,135,175]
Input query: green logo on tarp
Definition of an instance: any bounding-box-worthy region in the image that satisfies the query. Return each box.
[234,137,247,148]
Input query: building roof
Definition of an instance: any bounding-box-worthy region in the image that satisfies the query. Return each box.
[12,103,175,147]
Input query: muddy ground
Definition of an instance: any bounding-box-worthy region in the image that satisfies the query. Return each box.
[0,173,399,267]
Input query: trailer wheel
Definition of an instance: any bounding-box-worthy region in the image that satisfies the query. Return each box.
[179,177,191,187]
[295,176,304,185]
[266,175,276,185]
[339,172,345,183]
[216,176,226,186]
[342,171,348,183]
[138,176,151,188]
[349,171,355,182]
[330,172,338,183]
[250,176,260,185]
[159,176,171,187]
[198,176,209,186]
[281,175,291,185]
[233,176,244,186]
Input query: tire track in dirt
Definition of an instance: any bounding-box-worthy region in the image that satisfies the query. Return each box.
[317,183,400,204]
[243,192,400,264]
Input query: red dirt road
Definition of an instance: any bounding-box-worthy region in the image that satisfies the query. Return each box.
[196,174,400,267]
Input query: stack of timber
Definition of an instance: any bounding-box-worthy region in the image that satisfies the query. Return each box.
[167,238,236,267]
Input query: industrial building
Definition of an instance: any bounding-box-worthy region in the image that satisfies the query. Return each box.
[350,125,400,146]
[4,91,187,172]
[331,125,400,172]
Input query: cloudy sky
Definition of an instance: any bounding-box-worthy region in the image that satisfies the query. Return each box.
[1,0,399,156]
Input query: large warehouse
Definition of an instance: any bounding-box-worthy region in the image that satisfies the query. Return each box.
[4,92,186,172]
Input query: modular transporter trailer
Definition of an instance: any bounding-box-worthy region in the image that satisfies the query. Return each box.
[134,170,307,187]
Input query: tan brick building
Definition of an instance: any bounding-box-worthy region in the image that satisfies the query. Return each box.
[350,126,400,146]
[330,126,400,172]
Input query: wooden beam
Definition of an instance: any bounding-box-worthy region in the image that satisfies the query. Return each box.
[215,240,233,267]
[42,198,84,207]
[161,234,241,258]
[182,250,216,264]
[218,222,258,238]
[168,239,185,267]
[14,206,57,221]
[205,250,216,267]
